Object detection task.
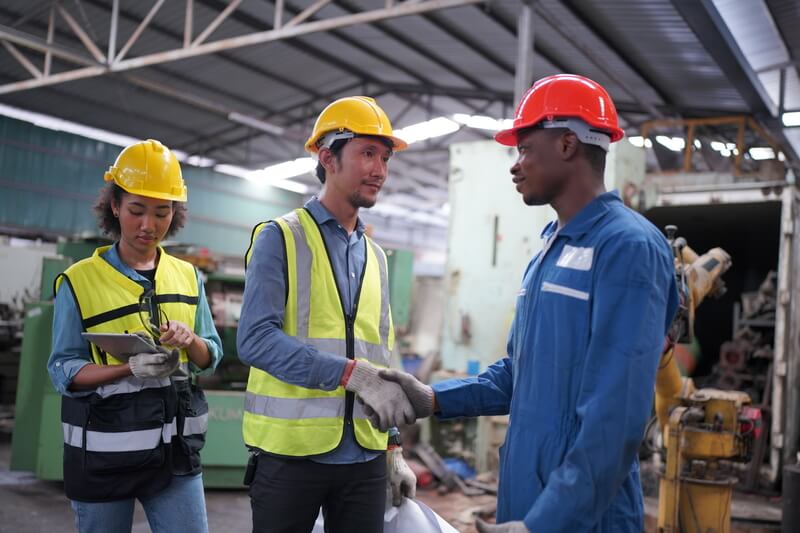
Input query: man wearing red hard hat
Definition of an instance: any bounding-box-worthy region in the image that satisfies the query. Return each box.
[380,74,680,532]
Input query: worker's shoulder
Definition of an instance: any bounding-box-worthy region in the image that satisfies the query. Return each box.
[597,202,669,250]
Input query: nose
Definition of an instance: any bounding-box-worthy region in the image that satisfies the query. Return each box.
[140,213,156,233]
[372,157,387,179]
[510,159,521,175]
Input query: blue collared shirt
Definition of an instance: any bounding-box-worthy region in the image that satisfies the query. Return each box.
[237,197,381,464]
[48,244,223,398]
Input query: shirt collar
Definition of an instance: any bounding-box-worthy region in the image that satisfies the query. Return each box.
[101,242,156,284]
[541,190,621,241]
[304,196,366,237]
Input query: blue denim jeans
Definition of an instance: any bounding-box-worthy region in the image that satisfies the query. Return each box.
[70,473,208,533]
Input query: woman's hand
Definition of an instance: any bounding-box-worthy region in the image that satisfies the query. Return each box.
[159,320,195,349]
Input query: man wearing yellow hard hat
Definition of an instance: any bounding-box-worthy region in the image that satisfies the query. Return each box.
[237,97,418,532]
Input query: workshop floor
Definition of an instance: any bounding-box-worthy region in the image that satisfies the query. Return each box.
[0,437,780,532]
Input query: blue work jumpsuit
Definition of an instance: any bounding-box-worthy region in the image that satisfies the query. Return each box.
[432,192,679,532]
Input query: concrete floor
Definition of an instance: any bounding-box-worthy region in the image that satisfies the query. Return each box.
[0,437,489,533]
[0,436,781,532]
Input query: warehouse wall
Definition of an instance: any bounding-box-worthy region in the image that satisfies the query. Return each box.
[0,116,302,257]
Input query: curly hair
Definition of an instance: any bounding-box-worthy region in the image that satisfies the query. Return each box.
[93,183,187,239]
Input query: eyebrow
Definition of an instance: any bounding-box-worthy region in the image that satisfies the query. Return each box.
[129,201,171,210]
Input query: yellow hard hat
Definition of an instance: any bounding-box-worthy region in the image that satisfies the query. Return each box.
[304,96,408,153]
[104,139,187,202]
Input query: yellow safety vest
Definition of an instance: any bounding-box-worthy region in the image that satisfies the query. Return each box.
[56,245,199,365]
[243,208,395,456]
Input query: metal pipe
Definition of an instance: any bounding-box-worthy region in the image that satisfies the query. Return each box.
[514,0,534,105]
[184,0,194,48]
[114,0,166,63]
[44,4,55,76]
[57,4,106,62]
[1,41,42,78]
[192,0,243,46]
[769,187,794,483]
[108,0,119,62]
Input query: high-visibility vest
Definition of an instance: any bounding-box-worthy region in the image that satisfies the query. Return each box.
[243,208,394,456]
[55,246,206,500]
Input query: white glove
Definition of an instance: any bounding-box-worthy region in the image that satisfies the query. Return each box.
[475,519,529,533]
[378,369,435,419]
[344,361,416,431]
[387,446,416,506]
[129,348,179,379]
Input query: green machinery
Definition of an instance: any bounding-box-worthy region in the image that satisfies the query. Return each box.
[10,243,414,488]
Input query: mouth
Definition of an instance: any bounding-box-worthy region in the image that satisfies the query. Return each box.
[363,183,382,193]
[136,235,156,244]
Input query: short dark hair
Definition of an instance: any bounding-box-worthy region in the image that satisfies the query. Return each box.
[94,183,187,239]
[314,135,395,184]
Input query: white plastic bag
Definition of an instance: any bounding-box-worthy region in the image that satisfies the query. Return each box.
[311,498,458,533]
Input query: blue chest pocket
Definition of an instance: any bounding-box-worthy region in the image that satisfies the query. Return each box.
[535,267,592,371]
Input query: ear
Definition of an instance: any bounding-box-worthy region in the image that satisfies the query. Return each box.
[559,131,579,161]
[318,147,338,175]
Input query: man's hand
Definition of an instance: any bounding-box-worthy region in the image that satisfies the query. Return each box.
[128,347,180,379]
[475,519,529,533]
[387,446,416,506]
[378,369,435,419]
[342,361,415,431]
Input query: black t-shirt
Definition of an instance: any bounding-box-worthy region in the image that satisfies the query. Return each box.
[136,268,156,283]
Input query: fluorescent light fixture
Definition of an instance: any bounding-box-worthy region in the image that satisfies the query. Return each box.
[214,161,311,194]
[227,112,285,135]
[184,155,216,167]
[694,139,701,149]
[627,136,652,148]
[782,112,800,127]
[248,157,316,182]
[749,147,776,160]
[394,117,460,144]
[710,141,726,151]
[452,113,513,131]
[655,136,685,152]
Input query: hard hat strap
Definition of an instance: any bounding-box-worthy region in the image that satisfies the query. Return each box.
[539,118,611,152]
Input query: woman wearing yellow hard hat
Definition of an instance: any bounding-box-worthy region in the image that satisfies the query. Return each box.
[48,139,222,533]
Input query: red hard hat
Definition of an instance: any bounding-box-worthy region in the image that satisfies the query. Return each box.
[495,74,624,146]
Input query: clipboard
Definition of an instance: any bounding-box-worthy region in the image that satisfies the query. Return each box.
[81,332,157,361]
[81,333,190,378]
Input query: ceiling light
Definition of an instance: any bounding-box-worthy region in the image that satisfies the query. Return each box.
[452,114,513,131]
[627,136,652,148]
[693,139,701,149]
[227,112,285,135]
[655,136,685,152]
[782,112,800,127]
[394,117,460,144]
[749,147,775,160]
[250,157,315,181]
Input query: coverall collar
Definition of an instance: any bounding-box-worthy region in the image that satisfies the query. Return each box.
[305,196,366,238]
[542,190,621,241]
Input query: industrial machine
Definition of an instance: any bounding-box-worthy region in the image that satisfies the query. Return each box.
[655,227,763,532]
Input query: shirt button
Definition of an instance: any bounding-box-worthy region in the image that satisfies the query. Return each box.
[350,272,355,278]
[56,362,61,367]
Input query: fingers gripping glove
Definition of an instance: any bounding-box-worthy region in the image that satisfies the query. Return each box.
[342,361,416,431]
[387,446,416,506]
[475,519,530,533]
[129,347,180,379]
[378,369,435,419]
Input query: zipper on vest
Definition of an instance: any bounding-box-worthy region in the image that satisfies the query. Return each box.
[344,313,355,425]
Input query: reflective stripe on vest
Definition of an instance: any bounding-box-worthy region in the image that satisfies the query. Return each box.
[172,413,209,436]
[243,208,394,456]
[63,419,176,452]
[56,246,198,366]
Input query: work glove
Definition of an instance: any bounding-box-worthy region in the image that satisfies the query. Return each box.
[378,369,435,419]
[343,361,416,431]
[475,519,529,533]
[129,347,180,379]
[387,446,416,506]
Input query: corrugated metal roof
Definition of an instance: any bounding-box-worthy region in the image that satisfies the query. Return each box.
[0,0,795,215]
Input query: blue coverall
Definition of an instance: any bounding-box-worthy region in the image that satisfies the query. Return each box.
[432,192,679,532]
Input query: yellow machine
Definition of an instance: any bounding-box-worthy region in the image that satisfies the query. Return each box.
[656,226,762,533]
